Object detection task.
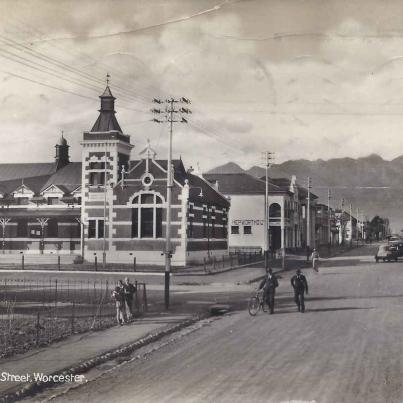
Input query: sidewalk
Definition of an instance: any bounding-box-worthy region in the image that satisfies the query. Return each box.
[0,313,195,400]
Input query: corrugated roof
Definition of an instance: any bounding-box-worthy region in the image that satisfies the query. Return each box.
[186,173,230,207]
[0,163,55,182]
[204,173,283,195]
[40,162,82,193]
[0,175,51,195]
[270,177,319,200]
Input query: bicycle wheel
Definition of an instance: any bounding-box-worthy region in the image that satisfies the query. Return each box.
[248,296,260,316]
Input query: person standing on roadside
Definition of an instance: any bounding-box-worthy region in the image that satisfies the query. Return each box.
[111,286,126,325]
[291,269,309,313]
[258,268,279,314]
[123,277,137,319]
[311,248,320,273]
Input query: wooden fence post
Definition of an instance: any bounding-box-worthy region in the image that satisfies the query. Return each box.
[143,284,148,312]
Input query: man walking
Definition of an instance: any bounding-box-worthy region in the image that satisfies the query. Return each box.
[291,269,308,313]
[123,277,136,319]
[258,268,279,314]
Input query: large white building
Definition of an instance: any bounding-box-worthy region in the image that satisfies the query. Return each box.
[204,173,316,253]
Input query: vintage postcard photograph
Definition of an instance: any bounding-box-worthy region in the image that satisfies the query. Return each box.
[0,1,400,402]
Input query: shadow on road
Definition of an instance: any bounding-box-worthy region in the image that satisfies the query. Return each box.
[307,294,403,301]
[320,259,367,267]
[306,306,374,313]
[273,306,373,314]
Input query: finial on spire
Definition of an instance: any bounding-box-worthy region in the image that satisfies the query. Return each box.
[106,73,110,86]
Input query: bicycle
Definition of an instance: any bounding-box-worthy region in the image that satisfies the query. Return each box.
[248,289,268,316]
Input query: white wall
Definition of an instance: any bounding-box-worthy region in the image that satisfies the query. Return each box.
[228,194,265,249]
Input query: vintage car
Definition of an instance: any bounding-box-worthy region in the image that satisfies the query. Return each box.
[375,245,398,263]
[388,242,403,258]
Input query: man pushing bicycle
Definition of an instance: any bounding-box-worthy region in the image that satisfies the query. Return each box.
[258,268,279,314]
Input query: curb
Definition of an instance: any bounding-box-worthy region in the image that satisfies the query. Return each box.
[0,313,207,403]
[175,260,264,277]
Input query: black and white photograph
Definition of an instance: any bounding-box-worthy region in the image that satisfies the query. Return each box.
[0,1,402,402]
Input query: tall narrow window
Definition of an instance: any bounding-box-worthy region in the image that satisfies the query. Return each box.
[88,161,106,185]
[141,208,153,238]
[88,220,97,239]
[88,219,104,239]
[131,208,138,238]
[188,219,193,238]
[156,208,163,238]
[131,193,164,239]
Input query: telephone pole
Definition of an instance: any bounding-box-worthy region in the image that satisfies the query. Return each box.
[306,177,312,253]
[151,97,191,309]
[340,198,345,245]
[262,151,274,270]
[356,206,359,246]
[349,203,353,247]
[327,189,331,250]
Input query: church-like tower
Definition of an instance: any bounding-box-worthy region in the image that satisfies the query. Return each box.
[81,79,134,260]
[55,134,70,170]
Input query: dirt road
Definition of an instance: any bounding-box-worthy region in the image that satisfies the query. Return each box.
[29,245,403,403]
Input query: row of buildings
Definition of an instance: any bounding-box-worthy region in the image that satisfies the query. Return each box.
[0,85,371,265]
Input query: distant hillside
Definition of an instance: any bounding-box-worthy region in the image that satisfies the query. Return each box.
[208,154,403,232]
[206,162,245,174]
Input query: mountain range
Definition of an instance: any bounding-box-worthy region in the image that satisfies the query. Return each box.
[207,154,403,232]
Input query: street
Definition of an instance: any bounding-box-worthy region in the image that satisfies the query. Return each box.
[27,245,403,403]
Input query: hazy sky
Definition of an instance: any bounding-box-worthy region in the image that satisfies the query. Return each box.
[2,0,403,170]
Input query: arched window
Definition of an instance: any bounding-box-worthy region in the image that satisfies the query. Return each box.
[269,203,281,218]
[131,193,163,238]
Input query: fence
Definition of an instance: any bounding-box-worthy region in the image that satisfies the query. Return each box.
[0,278,147,358]
[202,251,263,274]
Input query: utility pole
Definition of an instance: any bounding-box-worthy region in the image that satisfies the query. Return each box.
[349,203,353,247]
[362,212,365,240]
[102,146,107,270]
[340,198,345,245]
[306,177,312,256]
[262,151,274,271]
[356,206,359,247]
[152,96,191,309]
[327,189,331,251]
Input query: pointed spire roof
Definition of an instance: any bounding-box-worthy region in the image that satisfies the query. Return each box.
[58,131,67,146]
[90,74,122,133]
[101,85,115,99]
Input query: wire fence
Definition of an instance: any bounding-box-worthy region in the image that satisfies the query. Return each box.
[0,278,147,358]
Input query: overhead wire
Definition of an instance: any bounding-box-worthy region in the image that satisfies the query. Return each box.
[2,16,252,162]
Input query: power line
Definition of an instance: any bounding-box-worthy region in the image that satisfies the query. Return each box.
[5,17,155,104]
[0,41,148,106]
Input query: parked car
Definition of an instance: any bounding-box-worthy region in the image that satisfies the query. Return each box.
[375,245,398,263]
[388,242,403,258]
